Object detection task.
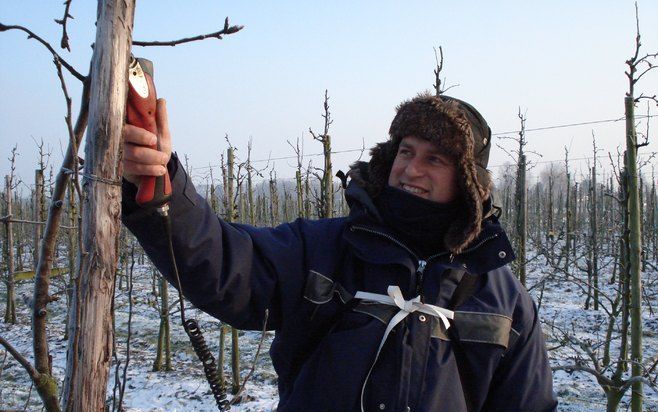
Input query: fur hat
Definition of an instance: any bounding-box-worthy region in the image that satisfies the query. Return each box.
[349,93,492,254]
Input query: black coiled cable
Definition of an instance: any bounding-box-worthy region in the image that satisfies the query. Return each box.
[160,207,229,411]
[183,319,229,410]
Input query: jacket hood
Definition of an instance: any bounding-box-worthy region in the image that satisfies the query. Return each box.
[348,93,493,254]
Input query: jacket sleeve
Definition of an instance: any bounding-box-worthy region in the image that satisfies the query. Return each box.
[481,291,558,411]
[121,154,308,330]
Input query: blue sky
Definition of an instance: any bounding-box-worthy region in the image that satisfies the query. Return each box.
[1,1,656,187]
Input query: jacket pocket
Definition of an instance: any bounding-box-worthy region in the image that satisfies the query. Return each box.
[279,311,384,412]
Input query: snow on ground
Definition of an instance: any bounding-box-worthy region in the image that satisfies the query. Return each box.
[1,243,657,411]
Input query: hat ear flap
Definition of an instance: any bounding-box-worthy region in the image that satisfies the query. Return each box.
[365,141,398,198]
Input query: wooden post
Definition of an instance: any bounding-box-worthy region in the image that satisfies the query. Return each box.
[62,1,135,410]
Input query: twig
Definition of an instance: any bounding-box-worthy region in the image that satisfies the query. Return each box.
[118,243,136,410]
[433,46,444,96]
[53,57,82,199]
[54,0,74,51]
[0,23,85,81]
[0,335,40,382]
[22,380,35,411]
[132,17,243,47]
[432,46,458,95]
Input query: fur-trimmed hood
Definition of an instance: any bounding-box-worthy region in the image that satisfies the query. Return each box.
[348,93,493,255]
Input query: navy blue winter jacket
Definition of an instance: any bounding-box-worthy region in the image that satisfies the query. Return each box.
[122,156,558,412]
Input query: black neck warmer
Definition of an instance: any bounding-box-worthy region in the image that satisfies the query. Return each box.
[375,186,460,258]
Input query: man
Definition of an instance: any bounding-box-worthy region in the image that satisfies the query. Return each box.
[122,93,558,411]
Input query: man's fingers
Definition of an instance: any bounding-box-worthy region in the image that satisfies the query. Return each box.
[124,124,157,146]
[122,97,172,185]
[123,143,170,166]
[123,160,167,177]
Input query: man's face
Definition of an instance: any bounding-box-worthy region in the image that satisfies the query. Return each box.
[387,136,458,203]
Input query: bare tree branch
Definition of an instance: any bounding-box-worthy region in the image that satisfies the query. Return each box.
[229,310,270,405]
[133,17,243,47]
[0,23,85,81]
[0,335,40,382]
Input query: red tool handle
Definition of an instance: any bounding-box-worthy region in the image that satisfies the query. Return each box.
[126,60,172,208]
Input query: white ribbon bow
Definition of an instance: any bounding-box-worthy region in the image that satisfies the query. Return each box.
[354,286,455,411]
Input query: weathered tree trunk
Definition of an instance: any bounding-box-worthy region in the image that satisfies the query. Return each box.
[590,161,599,311]
[310,90,334,218]
[227,147,235,222]
[639,176,645,271]
[219,325,227,388]
[226,147,241,394]
[63,179,78,341]
[512,112,527,287]
[4,175,16,324]
[62,1,135,410]
[604,388,624,412]
[572,182,579,260]
[209,167,218,213]
[564,162,571,272]
[624,96,643,411]
[651,173,657,262]
[14,192,25,273]
[34,169,44,270]
[547,170,555,264]
[282,187,290,221]
[247,157,255,226]
[220,154,228,216]
[619,168,630,371]
[295,170,304,218]
[153,276,172,371]
[304,170,311,219]
[514,153,527,287]
[269,171,279,225]
[534,182,541,247]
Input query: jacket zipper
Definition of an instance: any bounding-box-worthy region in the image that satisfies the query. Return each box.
[351,225,449,299]
[351,225,501,299]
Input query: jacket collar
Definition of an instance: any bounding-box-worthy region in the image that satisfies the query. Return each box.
[344,180,515,275]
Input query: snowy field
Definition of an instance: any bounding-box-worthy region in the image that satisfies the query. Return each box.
[1,243,657,411]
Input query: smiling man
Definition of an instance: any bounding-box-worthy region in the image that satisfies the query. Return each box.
[122,93,557,411]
